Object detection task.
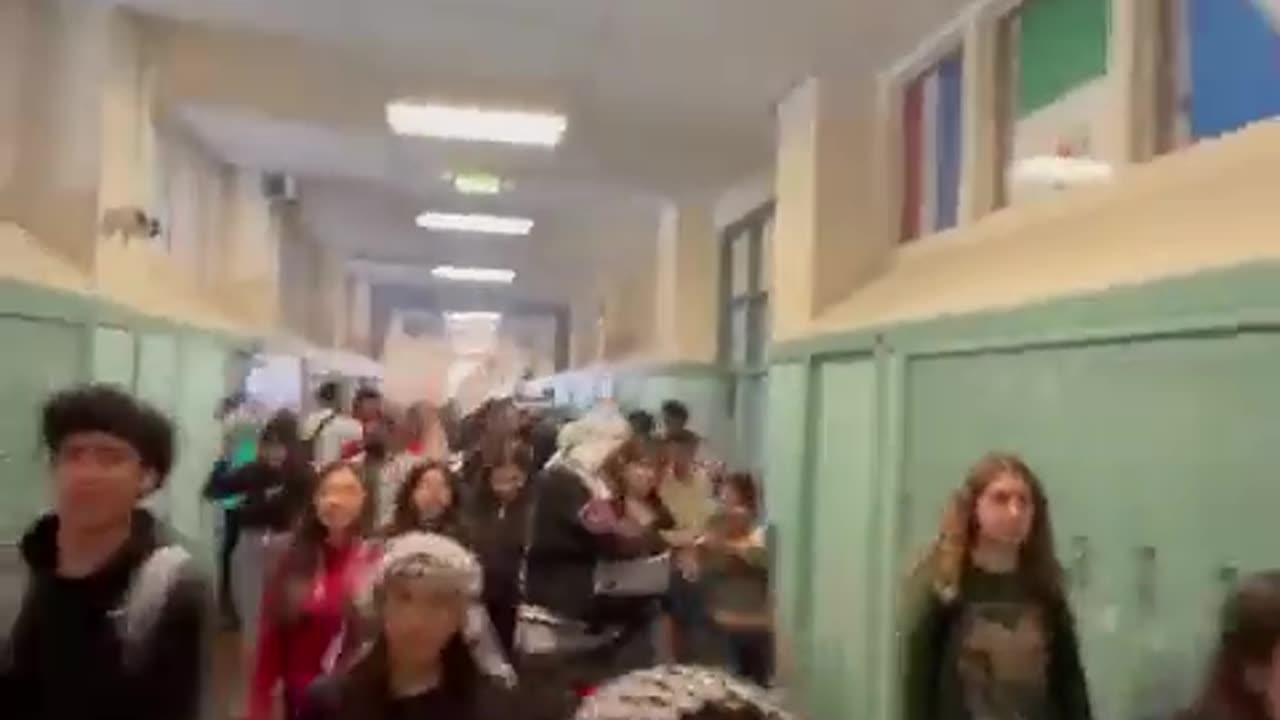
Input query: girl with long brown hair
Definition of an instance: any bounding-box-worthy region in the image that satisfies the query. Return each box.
[902,452,1091,720]
[469,450,534,652]
[384,461,470,544]
[249,461,377,720]
[1180,571,1280,720]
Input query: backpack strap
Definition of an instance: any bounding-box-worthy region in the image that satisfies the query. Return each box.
[113,544,193,669]
[309,411,338,443]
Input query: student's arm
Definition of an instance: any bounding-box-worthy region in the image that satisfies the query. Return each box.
[525,472,598,563]
[201,459,231,500]
[901,586,946,720]
[144,574,213,720]
[205,464,257,500]
[1049,598,1094,720]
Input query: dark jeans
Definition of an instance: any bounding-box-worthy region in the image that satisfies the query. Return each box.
[217,510,240,627]
[723,629,773,686]
[665,572,716,663]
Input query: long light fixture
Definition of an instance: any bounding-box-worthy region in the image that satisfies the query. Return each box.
[444,311,502,323]
[416,211,533,236]
[431,265,516,284]
[386,100,567,147]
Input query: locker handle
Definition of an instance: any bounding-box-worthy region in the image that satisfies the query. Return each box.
[1136,545,1158,612]
[1069,535,1091,592]
[1217,564,1240,590]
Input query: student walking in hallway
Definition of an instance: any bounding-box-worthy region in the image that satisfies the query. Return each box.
[249,461,376,720]
[903,452,1091,720]
[0,385,211,720]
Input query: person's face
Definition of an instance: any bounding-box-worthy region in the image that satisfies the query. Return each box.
[489,464,524,504]
[314,466,366,536]
[663,413,686,433]
[974,472,1035,548]
[623,460,658,498]
[718,482,744,509]
[261,440,288,468]
[53,432,151,534]
[355,397,381,423]
[413,469,453,519]
[382,576,465,671]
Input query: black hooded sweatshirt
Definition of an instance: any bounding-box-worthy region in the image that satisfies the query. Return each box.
[0,510,210,720]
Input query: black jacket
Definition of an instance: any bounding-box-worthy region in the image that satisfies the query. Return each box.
[299,665,516,720]
[902,566,1092,720]
[467,491,532,649]
[0,510,211,720]
[205,460,313,532]
[522,465,652,626]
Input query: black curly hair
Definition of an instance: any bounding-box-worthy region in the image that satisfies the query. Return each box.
[41,383,175,488]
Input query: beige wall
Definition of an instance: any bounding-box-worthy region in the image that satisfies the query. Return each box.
[0,0,109,272]
[652,201,717,363]
[770,74,896,343]
[0,1,317,338]
[812,121,1280,336]
[797,1,1280,341]
[278,205,346,347]
[714,170,773,229]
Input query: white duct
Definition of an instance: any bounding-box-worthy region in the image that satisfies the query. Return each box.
[1010,155,1114,190]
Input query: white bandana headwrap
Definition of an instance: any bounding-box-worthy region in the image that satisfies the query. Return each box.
[371,532,481,597]
[574,665,792,720]
[549,402,630,499]
[358,532,517,688]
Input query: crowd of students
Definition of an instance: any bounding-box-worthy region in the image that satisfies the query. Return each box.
[213,385,777,720]
[3,382,1280,720]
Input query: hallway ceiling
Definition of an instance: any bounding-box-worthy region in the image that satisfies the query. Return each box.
[90,0,975,303]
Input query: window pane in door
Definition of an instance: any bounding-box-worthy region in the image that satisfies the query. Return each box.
[760,215,774,292]
[731,303,749,367]
[730,234,751,297]
[745,299,765,368]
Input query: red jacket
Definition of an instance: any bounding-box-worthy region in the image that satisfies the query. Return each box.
[249,539,377,720]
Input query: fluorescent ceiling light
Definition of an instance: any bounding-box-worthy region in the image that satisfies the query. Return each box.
[448,172,505,195]
[444,311,502,323]
[431,265,516,284]
[416,211,533,236]
[387,101,567,147]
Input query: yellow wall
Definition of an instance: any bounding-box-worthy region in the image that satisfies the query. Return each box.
[0,222,92,295]
[811,121,1280,336]
[0,0,107,272]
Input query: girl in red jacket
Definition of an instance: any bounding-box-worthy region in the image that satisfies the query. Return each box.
[250,461,378,720]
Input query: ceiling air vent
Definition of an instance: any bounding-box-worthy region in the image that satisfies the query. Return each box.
[262,172,298,204]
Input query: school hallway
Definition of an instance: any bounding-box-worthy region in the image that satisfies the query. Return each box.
[4,0,1280,718]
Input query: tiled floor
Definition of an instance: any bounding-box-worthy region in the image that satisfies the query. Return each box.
[213,630,245,720]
